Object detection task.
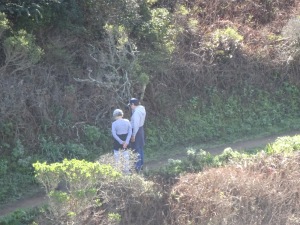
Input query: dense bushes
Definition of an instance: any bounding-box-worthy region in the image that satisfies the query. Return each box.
[0,0,300,213]
[32,158,164,225]
[167,135,300,225]
[3,134,298,224]
[0,81,299,204]
[0,208,40,225]
[168,155,300,225]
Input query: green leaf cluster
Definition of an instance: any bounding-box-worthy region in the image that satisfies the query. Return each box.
[205,27,243,60]
[33,159,120,192]
[32,159,121,223]
[0,12,9,38]
[0,207,41,225]
[157,147,249,177]
[3,29,43,73]
[266,135,300,155]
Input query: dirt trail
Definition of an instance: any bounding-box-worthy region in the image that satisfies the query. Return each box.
[145,130,300,170]
[0,130,299,217]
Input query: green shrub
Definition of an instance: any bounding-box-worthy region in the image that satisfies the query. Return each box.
[33,159,120,224]
[83,125,102,144]
[0,140,38,204]
[0,208,40,225]
[65,142,88,159]
[39,136,65,162]
[3,29,43,73]
[266,135,300,155]
[155,146,259,178]
[33,159,164,225]
[39,136,89,162]
[0,160,8,176]
[0,12,9,38]
[0,172,37,204]
[83,125,111,156]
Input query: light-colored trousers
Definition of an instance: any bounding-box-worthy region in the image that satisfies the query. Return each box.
[114,149,130,173]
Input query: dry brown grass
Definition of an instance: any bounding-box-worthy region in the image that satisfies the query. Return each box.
[168,152,300,225]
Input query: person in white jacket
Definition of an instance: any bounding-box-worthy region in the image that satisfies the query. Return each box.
[128,98,146,172]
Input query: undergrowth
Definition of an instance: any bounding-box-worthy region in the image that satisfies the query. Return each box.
[0,0,300,223]
[167,135,300,225]
[153,135,300,177]
[0,208,40,225]
[0,83,300,205]
[146,84,300,157]
[1,134,300,224]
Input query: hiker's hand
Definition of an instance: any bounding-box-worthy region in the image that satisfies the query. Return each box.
[123,142,128,148]
[131,136,135,142]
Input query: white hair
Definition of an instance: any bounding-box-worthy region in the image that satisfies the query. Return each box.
[113,109,123,118]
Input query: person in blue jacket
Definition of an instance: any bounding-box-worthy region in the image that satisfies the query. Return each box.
[111,109,132,173]
[128,98,146,172]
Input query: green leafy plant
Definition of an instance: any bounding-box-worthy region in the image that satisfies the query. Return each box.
[83,125,102,144]
[38,136,89,162]
[39,136,64,162]
[265,135,300,155]
[0,207,41,225]
[33,158,165,225]
[33,159,121,224]
[140,7,176,53]
[83,125,111,157]
[205,27,244,60]
[0,12,9,38]
[0,160,7,176]
[107,212,121,224]
[3,29,43,74]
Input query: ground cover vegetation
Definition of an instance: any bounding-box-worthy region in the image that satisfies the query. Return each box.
[0,0,300,222]
[1,133,300,224]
